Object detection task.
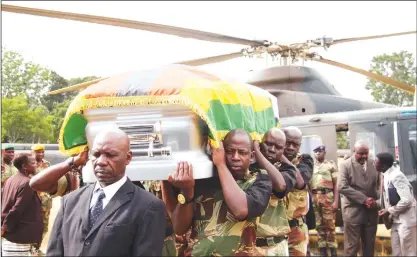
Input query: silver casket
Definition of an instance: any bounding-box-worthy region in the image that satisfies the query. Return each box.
[81,105,213,183]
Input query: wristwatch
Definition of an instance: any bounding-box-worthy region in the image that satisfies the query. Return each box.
[177,193,195,205]
[66,157,78,170]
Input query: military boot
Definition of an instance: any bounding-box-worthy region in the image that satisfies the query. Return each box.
[330,247,337,257]
[319,247,328,257]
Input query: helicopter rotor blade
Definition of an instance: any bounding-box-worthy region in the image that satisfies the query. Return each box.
[2,4,265,47]
[48,51,244,95]
[328,31,416,46]
[48,77,107,95]
[308,55,415,94]
[176,51,244,66]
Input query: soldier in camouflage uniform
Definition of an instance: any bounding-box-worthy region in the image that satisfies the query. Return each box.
[30,144,51,255]
[310,145,339,257]
[252,128,297,256]
[282,127,314,257]
[1,144,17,186]
[162,129,272,256]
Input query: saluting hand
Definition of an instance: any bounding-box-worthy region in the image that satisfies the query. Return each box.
[168,161,195,190]
[74,146,89,167]
[210,141,226,167]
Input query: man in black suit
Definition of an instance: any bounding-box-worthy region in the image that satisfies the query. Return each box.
[47,128,167,256]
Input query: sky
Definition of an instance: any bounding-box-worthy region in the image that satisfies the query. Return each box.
[2,1,416,102]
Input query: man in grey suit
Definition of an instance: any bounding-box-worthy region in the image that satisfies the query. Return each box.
[375,152,417,256]
[338,140,379,257]
[47,129,167,256]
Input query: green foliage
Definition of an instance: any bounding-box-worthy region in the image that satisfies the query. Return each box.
[50,99,72,143]
[1,95,54,143]
[336,131,349,149]
[365,51,416,107]
[2,50,53,105]
[1,49,99,143]
[68,76,100,86]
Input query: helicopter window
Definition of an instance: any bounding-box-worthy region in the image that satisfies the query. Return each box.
[300,135,323,155]
[356,132,377,159]
[399,121,417,176]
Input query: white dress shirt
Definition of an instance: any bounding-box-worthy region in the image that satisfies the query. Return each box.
[89,176,127,210]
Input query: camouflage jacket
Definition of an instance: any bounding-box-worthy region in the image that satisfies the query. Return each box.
[186,169,272,256]
[34,160,52,211]
[254,162,296,238]
[310,159,338,190]
[36,159,50,172]
[1,163,18,186]
[284,153,314,220]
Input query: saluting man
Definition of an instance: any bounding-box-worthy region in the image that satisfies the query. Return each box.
[310,145,339,257]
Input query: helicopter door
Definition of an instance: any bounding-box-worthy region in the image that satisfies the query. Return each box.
[298,125,338,164]
[348,121,395,160]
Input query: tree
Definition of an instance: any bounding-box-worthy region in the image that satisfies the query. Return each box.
[365,51,416,107]
[1,95,54,143]
[2,50,52,105]
[41,74,100,112]
[50,99,72,142]
[1,49,100,143]
[41,71,71,111]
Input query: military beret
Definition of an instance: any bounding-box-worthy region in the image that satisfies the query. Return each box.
[313,145,326,152]
[31,144,45,151]
[1,143,14,151]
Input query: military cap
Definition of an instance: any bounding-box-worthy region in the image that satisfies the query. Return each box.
[313,145,326,152]
[1,143,14,151]
[31,144,45,151]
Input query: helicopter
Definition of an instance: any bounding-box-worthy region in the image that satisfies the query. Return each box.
[2,4,416,118]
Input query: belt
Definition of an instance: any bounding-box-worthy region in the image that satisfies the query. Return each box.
[288,217,305,228]
[311,188,333,194]
[256,236,287,247]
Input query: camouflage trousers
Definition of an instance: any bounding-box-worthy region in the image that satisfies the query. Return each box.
[256,238,289,256]
[288,221,309,256]
[39,193,52,240]
[31,193,52,252]
[312,191,337,248]
[162,235,177,257]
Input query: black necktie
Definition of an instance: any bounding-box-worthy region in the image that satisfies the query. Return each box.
[89,189,105,229]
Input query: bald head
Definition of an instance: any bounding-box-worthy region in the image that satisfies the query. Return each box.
[282,126,302,139]
[223,128,253,151]
[93,128,131,152]
[261,128,286,163]
[282,126,302,161]
[266,128,286,140]
[91,128,132,187]
[353,140,369,165]
[354,140,369,150]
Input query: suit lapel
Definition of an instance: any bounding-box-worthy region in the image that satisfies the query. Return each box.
[81,184,96,235]
[86,179,134,239]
